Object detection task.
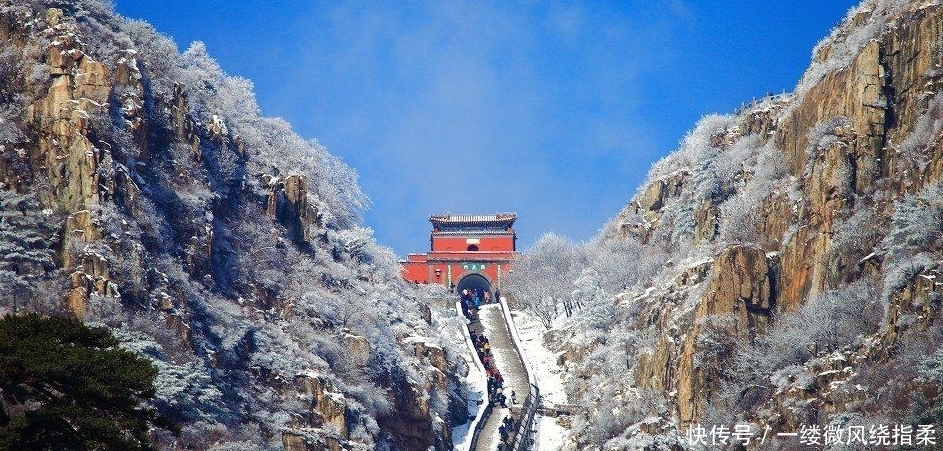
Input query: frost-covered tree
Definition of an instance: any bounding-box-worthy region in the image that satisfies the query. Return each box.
[883,183,943,262]
[730,279,881,409]
[506,233,584,327]
[0,191,62,312]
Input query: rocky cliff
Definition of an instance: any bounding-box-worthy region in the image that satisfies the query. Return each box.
[0,2,471,450]
[508,1,943,449]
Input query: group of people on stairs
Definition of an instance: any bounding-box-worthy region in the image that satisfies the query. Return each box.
[497,415,518,450]
[470,330,510,409]
[459,288,494,320]
[462,287,522,451]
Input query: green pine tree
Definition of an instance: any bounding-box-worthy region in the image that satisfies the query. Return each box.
[0,313,170,450]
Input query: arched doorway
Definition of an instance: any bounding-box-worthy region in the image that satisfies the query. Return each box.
[455,273,492,300]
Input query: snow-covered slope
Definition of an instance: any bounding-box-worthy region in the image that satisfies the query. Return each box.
[0,2,473,449]
[507,1,943,449]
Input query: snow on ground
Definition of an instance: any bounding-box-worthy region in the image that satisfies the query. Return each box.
[509,309,572,450]
[478,304,530,403]
[533,414,570,451]
[451,306,488,451]
[487,406,511,449]
[451,365,485,451]
[510,309,568,406]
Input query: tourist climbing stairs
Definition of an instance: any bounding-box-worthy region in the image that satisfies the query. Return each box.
[461,297,540,451]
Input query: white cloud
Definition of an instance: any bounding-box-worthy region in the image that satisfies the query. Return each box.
[254,1,688,254]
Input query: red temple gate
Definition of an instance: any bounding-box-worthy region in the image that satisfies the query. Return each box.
[400,213,518,292]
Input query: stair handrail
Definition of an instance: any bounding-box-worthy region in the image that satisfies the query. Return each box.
[498,296,541,450]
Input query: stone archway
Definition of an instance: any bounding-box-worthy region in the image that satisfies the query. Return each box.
[455,273,492,300]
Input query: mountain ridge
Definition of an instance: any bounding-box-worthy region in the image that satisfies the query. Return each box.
[0,2,471,449]
[5,0,943,450]
[507,0,943,449]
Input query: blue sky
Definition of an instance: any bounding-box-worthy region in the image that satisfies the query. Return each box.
[113,0,859,257]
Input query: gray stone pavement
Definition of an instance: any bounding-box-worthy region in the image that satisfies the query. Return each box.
[471,304,531,451]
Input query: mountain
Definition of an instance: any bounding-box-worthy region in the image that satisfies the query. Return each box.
[506,0,943,449]
[7,0,943,450]
[0,2,471,450]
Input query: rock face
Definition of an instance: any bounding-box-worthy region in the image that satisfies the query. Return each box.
[621,170,688,243]
[676,245,775,423]
[699,246,775,335]
[561,1,943,446]
[776,39,888,187]
[264,174,315,243]
[26,9,110,212]
[1,5,468,451]
[374,337,457,451]
[632,259,713,399]
[341,331,372,367]
[19,10,118,317]
[295,372,349,438]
